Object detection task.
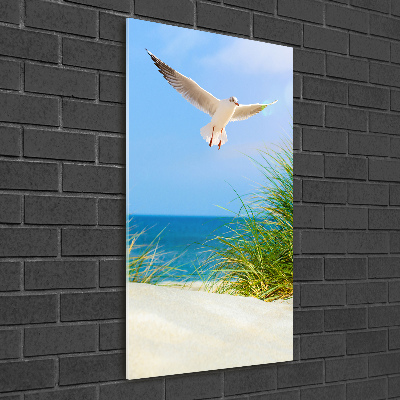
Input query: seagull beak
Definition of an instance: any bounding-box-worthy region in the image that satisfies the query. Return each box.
[235,102,239,106]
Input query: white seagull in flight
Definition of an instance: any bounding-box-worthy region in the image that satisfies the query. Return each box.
[146,50,278,150]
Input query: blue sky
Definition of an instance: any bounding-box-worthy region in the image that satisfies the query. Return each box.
[127,19,293,217]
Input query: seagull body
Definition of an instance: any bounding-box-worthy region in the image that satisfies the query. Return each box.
[146,49,277,149]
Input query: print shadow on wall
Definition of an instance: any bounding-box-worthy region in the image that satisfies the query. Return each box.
[126,18,293,379]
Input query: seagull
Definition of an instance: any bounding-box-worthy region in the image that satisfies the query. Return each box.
[146,50,278,150]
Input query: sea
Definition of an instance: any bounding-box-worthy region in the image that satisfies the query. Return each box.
[127,215,236,280]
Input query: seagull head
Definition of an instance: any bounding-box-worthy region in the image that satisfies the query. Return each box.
[229,96,239,106]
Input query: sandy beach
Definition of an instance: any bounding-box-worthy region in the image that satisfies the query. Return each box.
[126,282,293,379]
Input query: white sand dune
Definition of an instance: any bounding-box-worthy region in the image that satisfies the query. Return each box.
[126,282,293,379]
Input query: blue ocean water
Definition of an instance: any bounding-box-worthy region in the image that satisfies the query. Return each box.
[127,215,235,279]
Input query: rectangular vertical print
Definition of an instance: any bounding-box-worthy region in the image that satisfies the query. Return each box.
[126,19,293,379]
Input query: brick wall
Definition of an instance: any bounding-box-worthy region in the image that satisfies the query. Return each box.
[0,0,399,399]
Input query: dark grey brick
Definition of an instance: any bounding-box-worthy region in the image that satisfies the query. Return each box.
[25,63,96,99]
[0,92,58,126]
[389,327,400,350]
[391,137,400,158]
[392,42,400,64]
[25,195,96,225]
[62,228,125,256]
[369,256,400,278]
[0,0,20,23]
[391,185,400,205]
[293,177,302,202]
[224,365,276,395]
[304,25,348,54]
[0,359,55,392]
[350,0,389,12]
[25,260,96,290]
[251,390,299,400]
[294,310,324,334]
[24,129,95,162]
[0,228,58,257]
[326,3,368,33]
[99,74,125,103]
[347,377,387,400]
[301,333,346,359]
[25,324,97,356]
[300,384,345,400]
[99,199,124,226]
[0,294,57,325]
[0,161,58,190]
[347,281,387,304]
[63,38,124,73]
[369,352,400,376]
[0,26,58,62]
[254,14,302,46]
[26,0,96,37]
[65,0,130,12]
[301,283,346,307]
[293,257,323,281]
[99,136,125,164]
[100,380,163,400]
[136,0,193,25]
[293,126,301,150]
[392,90,400,111]
[293,73,301,98]
[277,361,323,388]
[0,194,21,224]
[25,387,97,400]
[303,179,347,204]
[325,307,367,331]
[389,375,400,398]
[325,257,367,280]
[349,84,389,109]
[393,0,400,16]
[325,105,367,131]
[370,62,400,87]
[325,155,367,180]
[59,353,124,385]
[303,76,347,104]
[100,259,125,287]
[369,304,400,327]
[325,206,367,229]
[224,0,275,13]
[347,330,387,355]
[349,133,389,157]
[100,322,125,350]
[370,14,400,40]
[293,205,323,228]
[348,182,388,205]
[0,126,21,156]
[389,280,400,302]
[61,291,124,321]
[0,329,20,359]
[100,13,125,42]
[370,208,400,230]
[294,101,323,126]
[327,54,368,82]
[63,164,124,194]
[0,59,20,90]
[302,231,347,254]
[278,0,323,23]
[0,262,21,291]
[197,2,249,36]
[370,159,400,182]
[293,49,324,75]
[325,356,368,382]
[370,111,400,135]
[303,128,347,154]
[63,99,124,133]
[347,232,389,254]
[293,153,323,177]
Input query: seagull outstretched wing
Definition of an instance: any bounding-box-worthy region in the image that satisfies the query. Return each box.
[147,50,220,117]
[230,100,278,122]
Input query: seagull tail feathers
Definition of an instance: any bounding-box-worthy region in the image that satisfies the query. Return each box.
[200,123,228,147]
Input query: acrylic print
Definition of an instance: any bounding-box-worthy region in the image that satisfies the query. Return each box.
[126,18,293,379]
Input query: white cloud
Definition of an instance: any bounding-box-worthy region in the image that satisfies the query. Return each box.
[284,81,293,108]
[200,39,293,75]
